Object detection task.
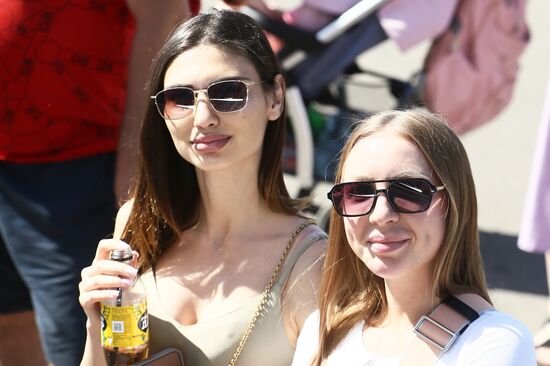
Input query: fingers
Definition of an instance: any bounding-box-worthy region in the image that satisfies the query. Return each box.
[82,258,138,280]
[78,273,133,308]
[131,250,140,268]
[92,239,132,264]
[79,239,140,316]
[80,273,135,293]
[79,288,121,310]
[79,263,137,315]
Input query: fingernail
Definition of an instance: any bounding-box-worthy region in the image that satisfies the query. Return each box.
[117,240,131,250]
[125,267,138,276]
[107,290,121,298]
[120,278,133,287]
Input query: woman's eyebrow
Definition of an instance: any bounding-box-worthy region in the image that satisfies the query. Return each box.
[214,76,250,82]
[390,171,432,180]
[164,76,251,89]
[163,83,193,89]
[342,171,432,182]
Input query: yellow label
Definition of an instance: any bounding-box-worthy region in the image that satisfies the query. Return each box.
[101,301,149,349]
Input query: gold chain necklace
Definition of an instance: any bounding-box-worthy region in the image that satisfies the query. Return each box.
[227,219,315,366]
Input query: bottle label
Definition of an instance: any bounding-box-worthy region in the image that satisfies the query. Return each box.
[101,301,149,349]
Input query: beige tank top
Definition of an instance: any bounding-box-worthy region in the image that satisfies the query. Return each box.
[140,225,327,366]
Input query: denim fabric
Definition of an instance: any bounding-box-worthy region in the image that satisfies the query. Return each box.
[0,152,117,366]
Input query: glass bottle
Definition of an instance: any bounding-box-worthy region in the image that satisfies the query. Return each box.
[101,247,149,366]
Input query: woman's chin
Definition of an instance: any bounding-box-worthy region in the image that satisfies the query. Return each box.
[364,257,407,280]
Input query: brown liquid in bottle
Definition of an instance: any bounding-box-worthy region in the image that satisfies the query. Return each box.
[103,344,148,366]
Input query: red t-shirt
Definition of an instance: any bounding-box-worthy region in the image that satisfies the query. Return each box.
[190,0,201,15]
[0,0,135,162]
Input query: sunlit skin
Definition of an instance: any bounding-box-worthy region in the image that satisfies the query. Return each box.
[341,128,447,283]
[162,44,281,174]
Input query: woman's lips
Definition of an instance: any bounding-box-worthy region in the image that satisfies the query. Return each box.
[368,237,410,254]
[192,135,231,153]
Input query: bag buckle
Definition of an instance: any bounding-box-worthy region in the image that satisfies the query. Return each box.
[413,315,458,352]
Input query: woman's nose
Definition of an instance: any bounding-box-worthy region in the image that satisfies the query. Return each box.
[193,91,219,128]
[368,193,400,226]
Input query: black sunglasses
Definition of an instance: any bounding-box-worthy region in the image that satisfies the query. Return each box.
[327,178,445,217]
[151,79,263,120]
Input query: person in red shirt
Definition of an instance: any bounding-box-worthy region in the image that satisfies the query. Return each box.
[0,1,197,365]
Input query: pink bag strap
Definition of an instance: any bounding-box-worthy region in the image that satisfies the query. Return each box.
[402,293,493,365]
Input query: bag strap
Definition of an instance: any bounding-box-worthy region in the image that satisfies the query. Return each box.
[402,293,493,365]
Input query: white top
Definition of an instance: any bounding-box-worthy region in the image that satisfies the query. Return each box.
[292,310,536,366]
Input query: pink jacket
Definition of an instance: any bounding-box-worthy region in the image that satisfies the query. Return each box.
[378,0,458,51]
[518,73,550,253]
[282,0,458,50]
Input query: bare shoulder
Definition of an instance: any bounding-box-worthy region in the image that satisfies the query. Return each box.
[281,223,327,344]
[289,224,327,281]
[285,222,327,285]
[285,230,326,309]
[113,199,134,239]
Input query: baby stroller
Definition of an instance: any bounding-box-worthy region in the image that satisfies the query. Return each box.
[241,0,528,229]
[241,0,419,229]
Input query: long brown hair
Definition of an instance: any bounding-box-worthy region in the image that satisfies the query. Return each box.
[123,9,304,271]
[313,110,491,365]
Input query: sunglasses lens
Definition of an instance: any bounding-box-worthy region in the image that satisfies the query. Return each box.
[329,179,438,216]
[208,81,248,112]
[157,88,194,119]
[332,182,376,216]
[389,179,433,213]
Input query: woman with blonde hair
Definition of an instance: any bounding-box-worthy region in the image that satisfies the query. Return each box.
[292,110,535,365]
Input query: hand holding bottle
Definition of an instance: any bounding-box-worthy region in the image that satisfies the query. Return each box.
[79,239,139,321]
[79,239,148,366]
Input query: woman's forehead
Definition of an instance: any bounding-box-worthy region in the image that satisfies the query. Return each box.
[164,44,258,88]
[342,130,433,181]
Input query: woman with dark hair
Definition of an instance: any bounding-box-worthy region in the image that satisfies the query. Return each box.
[78,9,326,366]
[291,110,535,365]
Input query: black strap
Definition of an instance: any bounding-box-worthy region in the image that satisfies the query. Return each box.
[442,295,480,334]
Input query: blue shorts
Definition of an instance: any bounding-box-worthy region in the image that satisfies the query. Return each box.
[0,153,118,366]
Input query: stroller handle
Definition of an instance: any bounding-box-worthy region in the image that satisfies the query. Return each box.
[316,0,390,43]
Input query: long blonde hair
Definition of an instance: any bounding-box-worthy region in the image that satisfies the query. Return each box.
[313,110,491,365]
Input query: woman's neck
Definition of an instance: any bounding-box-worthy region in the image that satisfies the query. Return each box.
[192,165,282,244]
[382,271,441,330]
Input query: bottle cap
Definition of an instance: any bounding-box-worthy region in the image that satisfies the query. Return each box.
[110,247,133,262]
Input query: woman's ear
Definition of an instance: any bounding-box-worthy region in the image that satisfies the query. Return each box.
[266,74,285,122]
